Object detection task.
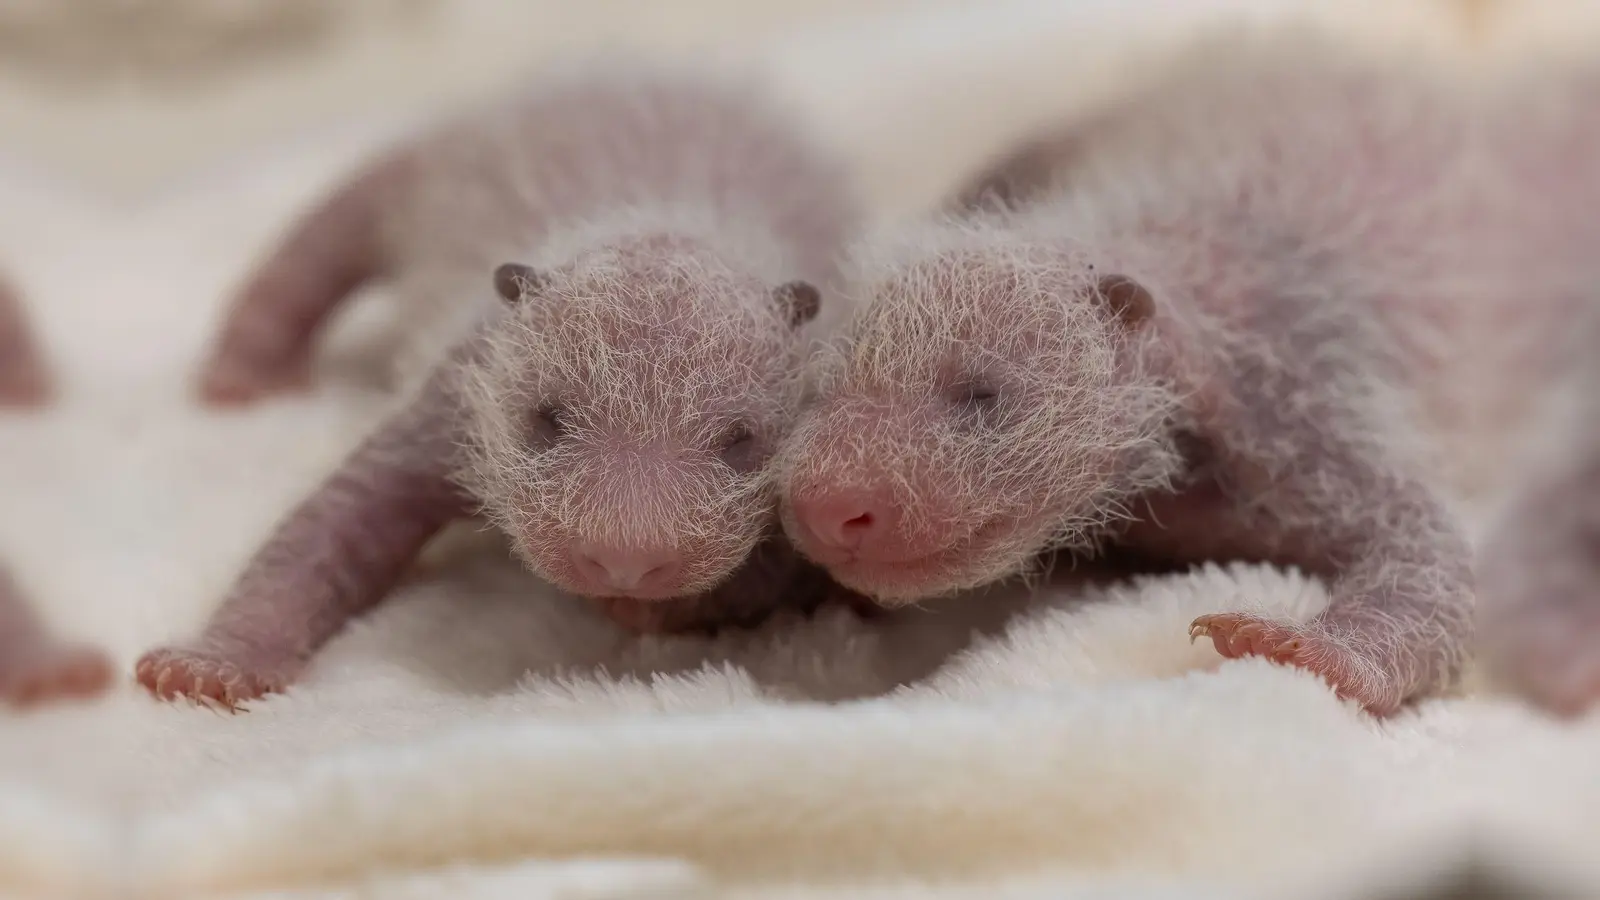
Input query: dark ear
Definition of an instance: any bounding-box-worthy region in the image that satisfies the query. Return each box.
[493,263,548,305]
[773,280,822,328]
[1093,274,1155,328]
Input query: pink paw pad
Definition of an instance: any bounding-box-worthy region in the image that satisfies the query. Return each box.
[1190,612,1400,715]
[134,645,298,710]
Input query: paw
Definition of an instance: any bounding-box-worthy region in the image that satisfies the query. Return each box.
[0,359,50,408]
[195,349,312,408]
[0,642,112,708]
[134,644,302,710]
[1190,612,1401,715]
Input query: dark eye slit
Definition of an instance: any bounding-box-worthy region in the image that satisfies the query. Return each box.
[528,401,569,448]
[538,402,567,433]
[719,420,755,450]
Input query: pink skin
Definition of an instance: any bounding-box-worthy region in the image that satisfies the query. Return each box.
[0,567,111,708]
[0,278,50,407]
[783,259,1472,717]
[780,44,1482,717]
[1477,447,1600,718]
[135,351,855,709]
[138,362,473,708]
[1471,65,1600,718]
[0,279,105,708]
[195,160,402,406]
[140,250,855,710]
[459,252,825,601]
[158,71,866,708]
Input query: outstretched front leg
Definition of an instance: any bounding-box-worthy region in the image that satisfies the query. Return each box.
[1183,466,1472,717]
[1160,307,1472,716]
[197,158,403,407]
[0,567,110,707]
[137,370,473,709]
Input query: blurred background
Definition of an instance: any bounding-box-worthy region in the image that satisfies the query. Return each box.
[6,3,1600,898]
[0,0,939,197]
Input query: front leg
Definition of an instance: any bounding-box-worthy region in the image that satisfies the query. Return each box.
[137,373,472,709]
[1189,523,1471,717]
[1476,434,1600,717]
[1167,313,1472,715]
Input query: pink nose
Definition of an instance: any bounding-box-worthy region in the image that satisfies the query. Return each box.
[789,490,898,556]
[570,542,681,594]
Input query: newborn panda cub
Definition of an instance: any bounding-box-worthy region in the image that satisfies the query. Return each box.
[779,37,1479,716]
[136,64,864,708]
[0,277,110,706]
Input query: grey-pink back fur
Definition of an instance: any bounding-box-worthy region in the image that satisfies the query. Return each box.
[781,31,1487,601]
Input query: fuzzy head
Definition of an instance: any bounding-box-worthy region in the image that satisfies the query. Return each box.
[456,232,820,601]
[778,219,1183,604]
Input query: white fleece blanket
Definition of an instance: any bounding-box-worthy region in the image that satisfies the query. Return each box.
[4,1,1600,897]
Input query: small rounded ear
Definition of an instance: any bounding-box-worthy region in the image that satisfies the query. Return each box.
[773,280,822,328]
[493,263,547,305]
[1093,274,1155,327]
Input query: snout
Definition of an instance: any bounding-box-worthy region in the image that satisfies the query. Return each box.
[570,541,683,597]
[786,485,907,565]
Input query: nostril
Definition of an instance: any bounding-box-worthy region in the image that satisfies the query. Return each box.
[841,512,875,534]
[639,560,678,586]
[572,551,605,579]
[572,542,680,593]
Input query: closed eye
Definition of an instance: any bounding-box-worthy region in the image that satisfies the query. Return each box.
[965,386,999,406]
[948,378,1007,428]
[717,420,761,473]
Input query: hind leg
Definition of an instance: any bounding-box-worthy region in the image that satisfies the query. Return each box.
[197,162,397,407]
[1478,457,1600,717]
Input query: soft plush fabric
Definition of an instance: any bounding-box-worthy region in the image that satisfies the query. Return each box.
[3,0,1600,897]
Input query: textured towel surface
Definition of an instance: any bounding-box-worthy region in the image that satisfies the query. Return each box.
[3,1,1600,897]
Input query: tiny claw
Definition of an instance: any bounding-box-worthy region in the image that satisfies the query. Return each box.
[1273,637,1305,662]
[1233,622,1268,654]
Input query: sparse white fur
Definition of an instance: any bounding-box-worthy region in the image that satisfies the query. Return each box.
[379,61,861,598]
[452,212,810,586]
[795,212,1187,596]
[781,31,1481,709]
[135,59,868,710]
[381,61,858,381]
